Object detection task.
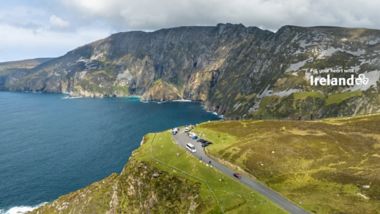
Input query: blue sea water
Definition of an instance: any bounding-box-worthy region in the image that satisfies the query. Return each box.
[0,92,219,212]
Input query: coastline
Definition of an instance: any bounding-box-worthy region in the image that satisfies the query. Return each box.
[62,93,226,118]
[0,203,46,214]
[1,90,225,119]
[0,91,221,212]
[62,93,143,100]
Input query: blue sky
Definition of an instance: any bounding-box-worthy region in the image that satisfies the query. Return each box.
[1,0,380,62]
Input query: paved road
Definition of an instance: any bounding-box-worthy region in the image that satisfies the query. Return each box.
[173,130,309,214]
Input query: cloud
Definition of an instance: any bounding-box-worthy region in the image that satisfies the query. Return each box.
[0,3,112,62]
[2,0,380,62]
[62,0,380,30]
[49,15,70,29]
[0,23,110,62]
[0,6,47,30]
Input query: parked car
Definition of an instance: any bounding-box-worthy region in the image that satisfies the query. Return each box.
[172,128,179,135]
[201,141,212,147]
[233,173,242,179]
[197,139,212,147]
[184,125,195,132]
[186,143,196,153]
[188,132,198,139]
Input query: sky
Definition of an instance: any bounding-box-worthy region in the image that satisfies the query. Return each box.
[1,0,380,62]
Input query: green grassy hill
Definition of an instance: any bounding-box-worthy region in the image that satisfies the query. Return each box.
[32,114,380,214]
[32,131,285,214]
[194,114,380,214]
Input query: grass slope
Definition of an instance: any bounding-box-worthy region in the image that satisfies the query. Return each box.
[32,131,286,214]
[325,91,363,106]
[194,114,380,214]
[136,131,286,213]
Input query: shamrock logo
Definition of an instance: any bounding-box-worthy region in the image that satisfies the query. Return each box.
[358,74,369,85]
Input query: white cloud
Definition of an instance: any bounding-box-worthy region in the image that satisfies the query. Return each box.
[49,15,70,29]
[2,0,380,62]
[62,0,380,30]
[0,23,110,62]
[0,4,113,62]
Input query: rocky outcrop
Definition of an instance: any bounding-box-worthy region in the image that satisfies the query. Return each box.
[141,80,182,101]
[31,159,203,214]
[1,24,380,119]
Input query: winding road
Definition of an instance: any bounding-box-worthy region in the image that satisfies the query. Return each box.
[173,130,309,214]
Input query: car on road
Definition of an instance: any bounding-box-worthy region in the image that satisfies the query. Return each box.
[197,138,206,143]
[197,138,212,147]
[188,132,198,139]
[233,173,242,179]
[184,125,192,132]
[186,143,196,153]
[201,141,211,147]
[172,128,179,135]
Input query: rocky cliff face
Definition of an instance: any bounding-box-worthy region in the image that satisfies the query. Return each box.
[31,158,203,214]
[0,58,51,90]
[1,24,380,119]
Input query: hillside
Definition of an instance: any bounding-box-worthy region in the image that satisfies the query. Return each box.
[30,114,380,214]
[31,131,285,214]
[0,24,379,119]
[0,58,51,72]
[0,58,51,90]
[194,114,380,213]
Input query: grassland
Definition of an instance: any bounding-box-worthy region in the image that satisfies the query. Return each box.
[194,114,380,214]
[251,90,366,119]
[325,91,363,106]
[32,131,286,214]
[293,91,325,100]
[135,131,286,214]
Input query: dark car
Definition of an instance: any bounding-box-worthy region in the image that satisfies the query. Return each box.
[233,173,242,179]
[201,141,212,147]
[197,139,207,143]
[197,139,212,147]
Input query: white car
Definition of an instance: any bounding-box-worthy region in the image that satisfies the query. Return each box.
[172,128,179,135]
[186,143,196,153]
[188,132,197,139]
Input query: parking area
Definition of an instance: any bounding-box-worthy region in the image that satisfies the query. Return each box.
[172,126,309,214]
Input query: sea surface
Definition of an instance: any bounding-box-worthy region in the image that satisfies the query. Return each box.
[0,92,219,213]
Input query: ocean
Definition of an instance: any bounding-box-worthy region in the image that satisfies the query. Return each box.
[0,92,219,213]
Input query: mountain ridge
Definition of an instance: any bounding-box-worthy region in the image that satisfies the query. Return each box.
[1,23,379,119]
